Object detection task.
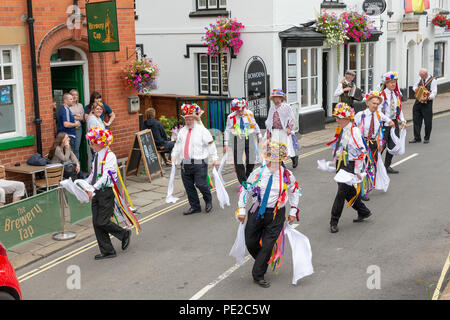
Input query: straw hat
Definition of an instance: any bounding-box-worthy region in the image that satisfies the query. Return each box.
[364,91,384,104]
[262,141,288,162]
[269,89,287,101]
[332,103,355,120]
[86,127,113,147]
[181,103,203,121]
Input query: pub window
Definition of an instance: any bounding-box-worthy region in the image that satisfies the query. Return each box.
[197,0,227,10]
[0,46,26,139]
[286,47,320,108]
[198,53,229,96]
[433,42,445,78]
[346,42,375,93]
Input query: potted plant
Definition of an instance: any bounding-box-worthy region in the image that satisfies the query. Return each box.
[432,14,448,27]
[123,58,159,93]
[340,11,374,43]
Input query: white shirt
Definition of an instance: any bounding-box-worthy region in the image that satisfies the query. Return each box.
[354,109,391,139]
[87,147,117,190]
[171,122,218,164]
[334,80,353,97]
[238,166,300,217]
[334,123,366,174]
[380,89,405,122]
[224,110,262,146]
[87,114,105,131]
[412,75,438,101]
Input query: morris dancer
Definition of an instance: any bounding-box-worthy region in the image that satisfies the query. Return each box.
[265,89,299,168]
[354,91,394,201]
[171,104,218,215]
[237,141,302,288]
[379,72,407,174]
[327,103,371,233]
[86,127,139,260]
[224,98,262,185]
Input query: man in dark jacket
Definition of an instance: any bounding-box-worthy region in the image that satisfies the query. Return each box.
[144,108,175,162]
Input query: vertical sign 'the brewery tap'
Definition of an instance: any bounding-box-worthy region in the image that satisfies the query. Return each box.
[86,1,120,52]
[244,56,268,114]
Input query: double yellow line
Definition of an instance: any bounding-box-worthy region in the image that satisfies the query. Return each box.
[18,145,331,283]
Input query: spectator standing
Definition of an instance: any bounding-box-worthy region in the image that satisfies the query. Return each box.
[87,102,106,131]
[69,89,85,160]
[57,93,80,153]
[85,92,116,128]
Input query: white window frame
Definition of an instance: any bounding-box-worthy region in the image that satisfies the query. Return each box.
[433,42,445,78]
[0,45,26,139]
[285,47,322,112]
[347,42,375,93]
[196,0,226,10]
[197,53,229,96]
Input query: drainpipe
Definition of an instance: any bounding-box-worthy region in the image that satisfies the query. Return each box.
[26,0,43,155]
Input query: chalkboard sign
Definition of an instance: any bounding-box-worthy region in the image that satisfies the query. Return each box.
[126,129,163,182]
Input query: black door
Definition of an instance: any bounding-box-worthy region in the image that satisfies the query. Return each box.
[322,52,329,114]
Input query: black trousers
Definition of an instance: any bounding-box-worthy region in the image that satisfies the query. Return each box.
[330,182,371,226]
[181,161,212,210]
[382,119,399,168]
[245,207,286,281]
[92,188,127,254]
[413,100,433,141]
[233,135,256,185]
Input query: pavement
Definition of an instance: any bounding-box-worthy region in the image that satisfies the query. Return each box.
[6,93,450,300]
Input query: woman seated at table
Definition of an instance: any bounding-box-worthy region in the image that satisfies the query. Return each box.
[0,166,26,206]
[48,132,80,180]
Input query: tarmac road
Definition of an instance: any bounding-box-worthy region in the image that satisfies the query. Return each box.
[17,113,450,300]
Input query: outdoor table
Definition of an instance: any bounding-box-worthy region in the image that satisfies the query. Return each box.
[5,164,47,196]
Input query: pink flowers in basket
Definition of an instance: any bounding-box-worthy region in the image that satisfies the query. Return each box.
[203,17,244,57]
[123,58,159,92]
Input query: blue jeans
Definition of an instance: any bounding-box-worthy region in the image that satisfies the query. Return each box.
[72,127,82,160]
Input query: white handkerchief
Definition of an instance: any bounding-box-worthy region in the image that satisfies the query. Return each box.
[317,159,336,173]
[166,162,180,204]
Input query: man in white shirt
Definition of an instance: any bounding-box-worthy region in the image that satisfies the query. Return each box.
[171,104,218,215]
[237,141,300,288]
[224,98,262,185]
[379,72,407,174]
[329,103,371,233]
[354,92,394,201]
[410,68,437,144]
[85,127,131,260]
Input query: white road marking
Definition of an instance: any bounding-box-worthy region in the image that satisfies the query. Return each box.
[432,251,450,300]
[390,153,419,168]
[189,223,300,300]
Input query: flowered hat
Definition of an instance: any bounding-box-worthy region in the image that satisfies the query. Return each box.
[382,71,399,83]
[262,141,288,162]
[86,127,113,147]
[181,103,203,121]
[332,103,355,120]
[230,98,248,111]
[269,89,287,101]
[364,90,384,104]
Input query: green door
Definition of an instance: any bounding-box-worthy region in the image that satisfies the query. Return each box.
[51,65,88,173]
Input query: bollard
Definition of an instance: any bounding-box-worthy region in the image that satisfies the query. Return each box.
[52,188,77,241]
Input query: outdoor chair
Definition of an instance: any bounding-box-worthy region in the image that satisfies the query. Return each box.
[34,164,64,193]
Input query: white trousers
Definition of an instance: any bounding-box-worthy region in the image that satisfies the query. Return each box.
[0,179,25,203]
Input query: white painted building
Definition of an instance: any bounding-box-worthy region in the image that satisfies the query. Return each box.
[135,0,449,133]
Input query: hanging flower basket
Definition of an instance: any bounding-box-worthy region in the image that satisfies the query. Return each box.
[122,58,159,93]
[432,14,448,27]
[340,11,374,43]
[203,17,245,57]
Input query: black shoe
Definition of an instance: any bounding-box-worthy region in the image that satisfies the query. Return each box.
[205,202,213,213]
[330,225,339,233]
[353,212,372,223]
[95,252,116,260]
[386,167,399,174]
[423,140,430,144]
[292,156,299,169]
[183,207,201,215]
[122,229,131,251]
[361,195,370,201]
[409,138,421,143]
[254,279,271,288]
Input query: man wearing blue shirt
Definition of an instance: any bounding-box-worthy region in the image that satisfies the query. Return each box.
[57,93,81,152]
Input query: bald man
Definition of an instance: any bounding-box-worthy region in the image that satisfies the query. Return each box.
[410,69,437,144]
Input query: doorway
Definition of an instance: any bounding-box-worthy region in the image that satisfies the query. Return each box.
[322,51,332,121]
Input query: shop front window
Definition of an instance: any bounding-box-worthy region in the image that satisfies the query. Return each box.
[433,42,445,78]
[0,46,25,138]
[346,42,375,94]
[286,47,321,108]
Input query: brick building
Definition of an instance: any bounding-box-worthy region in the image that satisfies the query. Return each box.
[0,0,139,175]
